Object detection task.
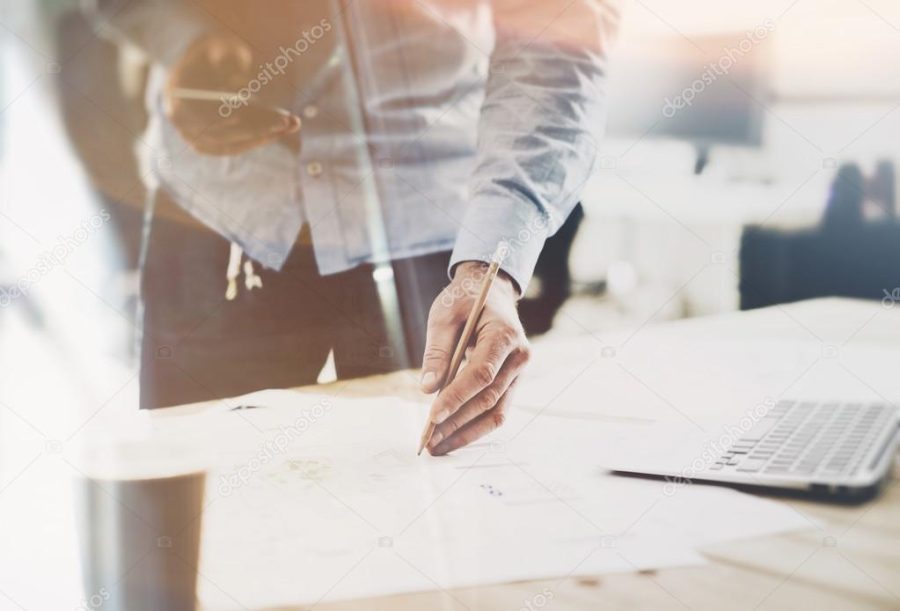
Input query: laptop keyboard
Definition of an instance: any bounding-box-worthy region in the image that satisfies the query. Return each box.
[710,401,897,478]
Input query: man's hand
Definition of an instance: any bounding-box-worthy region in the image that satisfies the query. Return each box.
[165,32,299,155]
[421,261,531,455]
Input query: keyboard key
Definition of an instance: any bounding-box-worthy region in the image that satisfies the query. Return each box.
[736,459,768,472]
[741,419,778,441]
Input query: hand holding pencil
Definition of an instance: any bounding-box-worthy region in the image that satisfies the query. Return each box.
[418,243,531,455]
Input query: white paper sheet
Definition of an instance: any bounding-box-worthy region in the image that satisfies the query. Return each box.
[145,389,812,609]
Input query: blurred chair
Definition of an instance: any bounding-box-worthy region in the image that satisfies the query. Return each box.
[739,222,900,309]
[519,204,584,335]
[741,161,900,309]
[821,164,866,231]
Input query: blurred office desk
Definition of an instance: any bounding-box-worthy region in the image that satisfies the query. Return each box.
[164,298,900,611]
[574,173,832,316]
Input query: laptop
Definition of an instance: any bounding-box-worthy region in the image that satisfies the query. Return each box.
[609,400,900,502]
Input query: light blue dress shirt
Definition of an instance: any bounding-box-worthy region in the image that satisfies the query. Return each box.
[93,0,620,293]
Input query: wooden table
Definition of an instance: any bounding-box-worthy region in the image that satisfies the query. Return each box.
[171,298,900,610]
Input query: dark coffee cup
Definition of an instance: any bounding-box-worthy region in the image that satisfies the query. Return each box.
[74,444,207,611]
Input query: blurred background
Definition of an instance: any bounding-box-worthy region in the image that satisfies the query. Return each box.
[2,0,900,432]
[1,0,899,600]
[0,1,898,413]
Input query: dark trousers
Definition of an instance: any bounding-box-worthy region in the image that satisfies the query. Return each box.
[140,194,449,409]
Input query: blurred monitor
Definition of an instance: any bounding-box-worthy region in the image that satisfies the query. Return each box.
[606,32,771,159]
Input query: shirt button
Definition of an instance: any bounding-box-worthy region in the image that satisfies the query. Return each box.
[307,161,323,177]
[303,104,318,119]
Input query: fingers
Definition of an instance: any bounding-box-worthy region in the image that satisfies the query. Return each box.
[420,299,463,394]
[199,121,292,155]
[174,110,299,156]
[283,115,302,135]
[183,32,253,80]
[429,381,517,456]
[204,36,253,71]
[427,345,528,449]
[427,322,521,425]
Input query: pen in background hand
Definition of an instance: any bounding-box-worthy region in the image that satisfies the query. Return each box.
[169,87,302,123]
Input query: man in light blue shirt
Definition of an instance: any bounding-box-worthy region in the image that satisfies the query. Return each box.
[91,0,619,454]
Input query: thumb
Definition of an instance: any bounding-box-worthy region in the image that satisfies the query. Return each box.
[421,313,457,394]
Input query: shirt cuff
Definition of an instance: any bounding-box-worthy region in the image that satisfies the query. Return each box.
[448,195,550,297]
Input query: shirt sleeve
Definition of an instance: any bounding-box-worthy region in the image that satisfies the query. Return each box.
[448,0,621,295]
[84,0,213,66]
